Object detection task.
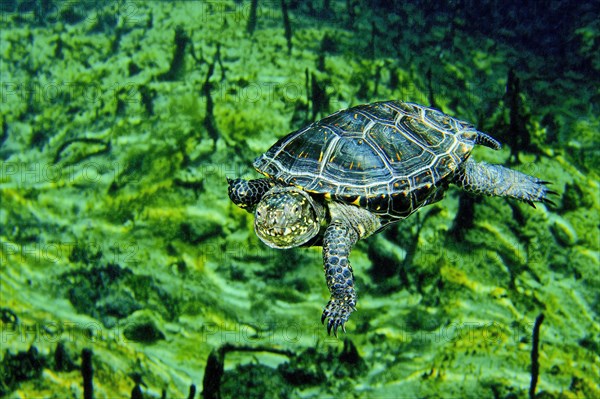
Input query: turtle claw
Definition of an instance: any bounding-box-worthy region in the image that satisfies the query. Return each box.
[323,315,344,337]
[325,318,344,337]
[321,297,355,336]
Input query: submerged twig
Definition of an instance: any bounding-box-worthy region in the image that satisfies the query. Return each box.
[310,73,328,121]
[448,194,476,240]
[247,0,258,35]
[1,118,7,147]
[190,43,224,150]
[201,344,294,399]
[505,68,531,162]
[281,0,292,54]
[345,0,356,29]
[202,59,220,148]
[305,68,310,122]
[369,21,376,60]
[426,67,437,108]
[81,348,94,399]
[529,313,545,399]
[129,373,145,399]
[202,349,224,399]
[159,27,190,81]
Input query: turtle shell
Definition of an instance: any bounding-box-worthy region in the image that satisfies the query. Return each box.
[254,101,484,219]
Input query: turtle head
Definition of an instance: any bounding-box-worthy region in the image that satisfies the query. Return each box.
[254,187,323,249]
[227,178,273,212]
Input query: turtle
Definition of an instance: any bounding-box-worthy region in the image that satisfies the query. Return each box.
[227,100,555,335]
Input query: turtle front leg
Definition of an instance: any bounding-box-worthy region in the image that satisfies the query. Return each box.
[321,220,359,336]
[227,178,273,212]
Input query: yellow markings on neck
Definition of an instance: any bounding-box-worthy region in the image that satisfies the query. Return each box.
[357,224,366,236]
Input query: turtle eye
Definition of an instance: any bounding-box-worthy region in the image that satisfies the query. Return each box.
[256,210,262,217]
[293,205,300,213]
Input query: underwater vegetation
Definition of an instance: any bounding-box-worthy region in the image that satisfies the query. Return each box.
[0,0,598,398]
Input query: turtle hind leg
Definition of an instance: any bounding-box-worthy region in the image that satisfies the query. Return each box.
[453,159,557,206]
[227,178,273,211]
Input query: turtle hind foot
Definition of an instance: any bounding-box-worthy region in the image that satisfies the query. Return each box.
[526,180,559,208]
[454,160,558,206]
[321,297,356,337]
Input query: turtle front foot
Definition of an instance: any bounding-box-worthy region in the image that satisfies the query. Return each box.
[321,295,356,336]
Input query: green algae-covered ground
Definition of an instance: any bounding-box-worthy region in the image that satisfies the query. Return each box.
[1,1,598,398]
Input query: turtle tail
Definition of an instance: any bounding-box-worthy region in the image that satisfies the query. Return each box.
[475,131,502,150]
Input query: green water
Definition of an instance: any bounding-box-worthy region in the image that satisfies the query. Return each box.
[0,1,598,398]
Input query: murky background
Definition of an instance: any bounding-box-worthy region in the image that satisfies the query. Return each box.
[1,1,598,397]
